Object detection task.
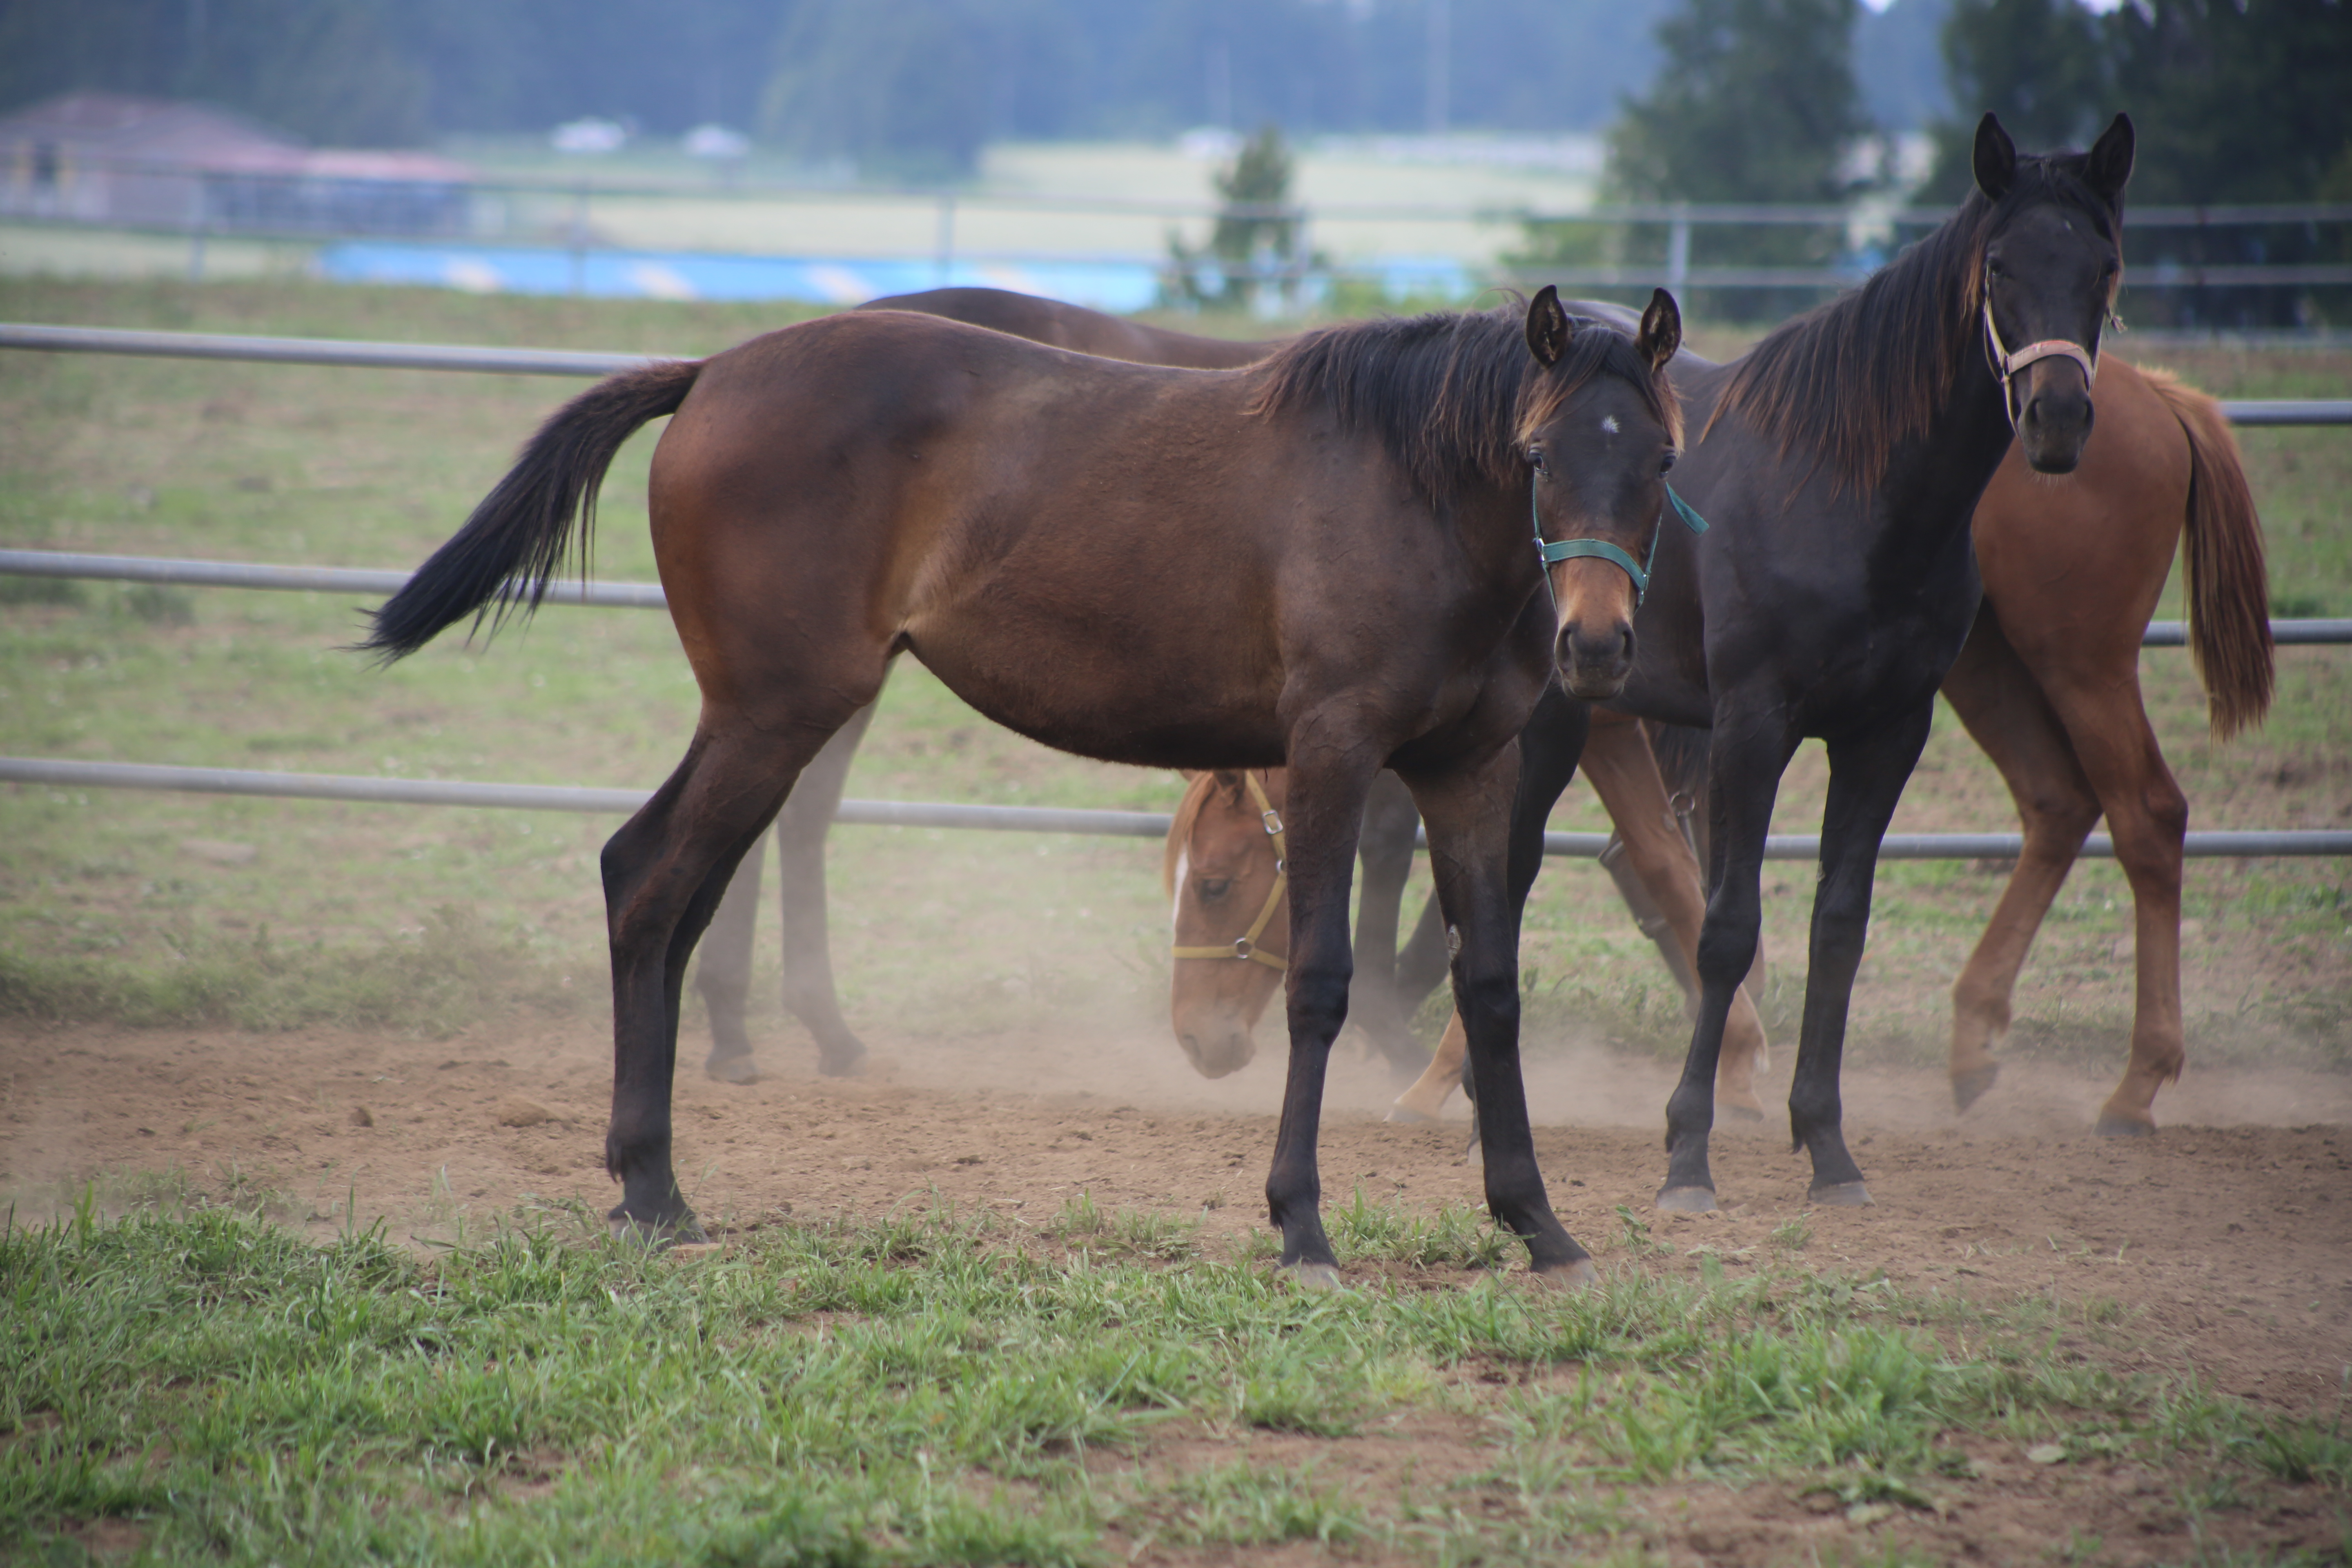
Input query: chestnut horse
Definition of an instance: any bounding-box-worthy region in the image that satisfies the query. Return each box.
[1168,735,1774,1120]
[364,290,1686,1283]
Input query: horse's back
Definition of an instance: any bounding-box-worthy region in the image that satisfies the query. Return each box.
[858,286,1269,369]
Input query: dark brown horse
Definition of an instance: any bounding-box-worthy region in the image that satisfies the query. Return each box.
[691,288,1280,1084]
[363,289,1687,1284]
[1503,114,2138,1211]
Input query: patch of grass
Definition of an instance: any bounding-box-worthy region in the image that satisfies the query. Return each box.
[1,1202,2342,1565]
[0,904,574,1034]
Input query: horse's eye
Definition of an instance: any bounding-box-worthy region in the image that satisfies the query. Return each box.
[1528,446,1549,475]
[1199,878,1231,900]
[1986,257,2006,279]
[1658,450,1679,477]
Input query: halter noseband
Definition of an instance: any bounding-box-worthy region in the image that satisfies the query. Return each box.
[1535,481,1708,606]
[1982,305,2098,434]
[1171,771,1290,973]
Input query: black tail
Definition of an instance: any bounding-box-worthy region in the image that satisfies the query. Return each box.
[360,359,703,661]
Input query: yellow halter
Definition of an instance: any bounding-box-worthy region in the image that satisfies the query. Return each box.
[1171,771,1289,973]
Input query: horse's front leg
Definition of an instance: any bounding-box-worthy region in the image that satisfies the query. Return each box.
[773,700,879,1077]
[1262,742,1382,1286]
[1785,702,1937,1203]
[1659,707,1796,1212]
[1407,737,1592,1281]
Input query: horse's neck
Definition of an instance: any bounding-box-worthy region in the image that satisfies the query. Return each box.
[1880,334,2016,539]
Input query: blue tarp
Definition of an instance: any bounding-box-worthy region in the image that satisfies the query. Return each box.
[314,241,1476,312]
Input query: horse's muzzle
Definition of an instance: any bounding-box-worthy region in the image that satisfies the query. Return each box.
[1178,1027,1256,1078]
[1556,620,1634,700]
[2019,363,2096,475]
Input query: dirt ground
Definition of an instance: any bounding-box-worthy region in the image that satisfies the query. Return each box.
[8,1010,2348,1405]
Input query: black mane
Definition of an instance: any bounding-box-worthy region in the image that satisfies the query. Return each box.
[1712,151,2121,491]
[1249,305,1677,508]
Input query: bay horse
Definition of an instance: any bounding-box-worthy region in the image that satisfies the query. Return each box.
[363,288,1688,1284]
[1508,113,2138,1212]
[693,287,1278,1083]
[1394,359,2269,1140]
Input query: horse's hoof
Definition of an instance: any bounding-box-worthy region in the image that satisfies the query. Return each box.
[1952,1062,2000,1112]
[1532,1257,1599,1290]
[606,1210,707,1247]
[2093,1114,2157,1138]
[1283,1262,1344,1291]
[1717,1100,1766,1123]
[1385,1105,1436,1125]
[1808,1181,1873,1207]
[704,1053,758,1086]
[816,1044,871,1079]
[1655,1186,1718,1214]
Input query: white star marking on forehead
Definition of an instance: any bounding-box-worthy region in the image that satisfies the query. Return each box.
[1601,414,1620,434]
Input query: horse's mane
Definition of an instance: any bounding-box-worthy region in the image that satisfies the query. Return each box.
[1247,305,1681,508]
[1163,772,1219,895]
[1709,152,2121,492]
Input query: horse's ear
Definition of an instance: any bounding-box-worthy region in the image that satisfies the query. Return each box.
[2083,112,2134,206]
[1973,112,2016,202]
[1636,288,1681,373]
[1525,284,1571,368]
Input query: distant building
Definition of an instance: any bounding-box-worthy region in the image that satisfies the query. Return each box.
[0,93,472,236]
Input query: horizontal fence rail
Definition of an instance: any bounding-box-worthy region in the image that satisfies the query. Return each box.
[9,550,2351,647]
[5,325,2352,428]
[0,549,668,610]
[7,757,2349,861]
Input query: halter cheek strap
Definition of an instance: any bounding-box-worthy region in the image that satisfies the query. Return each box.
[1171,771,1290,973]
[1535,481,1709,606]
[1983,306,2098,434]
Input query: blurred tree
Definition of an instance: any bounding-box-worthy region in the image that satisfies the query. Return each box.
[1571,0,1875,318]
[1167,125,1310,312]
[761,0,993,177]
[1607,0,1875,207]
[1918,0,2107,201]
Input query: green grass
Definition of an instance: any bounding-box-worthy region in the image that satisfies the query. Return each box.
[2,1198,2343,1566]
[0,275,2347,1068]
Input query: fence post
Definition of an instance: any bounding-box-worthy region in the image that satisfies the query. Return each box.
[1666,203,1690,293]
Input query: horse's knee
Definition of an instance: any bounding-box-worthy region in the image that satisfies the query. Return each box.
[1286,964,1352,1039]
[1696,918,1757,993]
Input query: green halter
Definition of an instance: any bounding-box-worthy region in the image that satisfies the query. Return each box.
[1535,482,1709,605]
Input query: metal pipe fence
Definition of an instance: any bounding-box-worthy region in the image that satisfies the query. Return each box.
[9,757,2348,863]
[4,316,2345,861]
[8,549,2352,648]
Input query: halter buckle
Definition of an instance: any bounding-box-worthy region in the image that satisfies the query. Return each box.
[1233,938,1254,959]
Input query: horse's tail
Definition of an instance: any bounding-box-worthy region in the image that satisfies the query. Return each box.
[1646,721,1711,804]
[2143,367,2274,739]
[361,359,704,661]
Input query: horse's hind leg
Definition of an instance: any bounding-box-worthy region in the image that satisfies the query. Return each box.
[1940,610,2100,1111]
[602,711,856,1239]
[1579,714,1772,1118]
[695,829,766,1082]
[2034,666,2188,1136]
[1349,771,1427,1081]
[773,699,880,1076]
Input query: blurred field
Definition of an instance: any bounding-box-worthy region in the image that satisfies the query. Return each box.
[0,274,2347,1079]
